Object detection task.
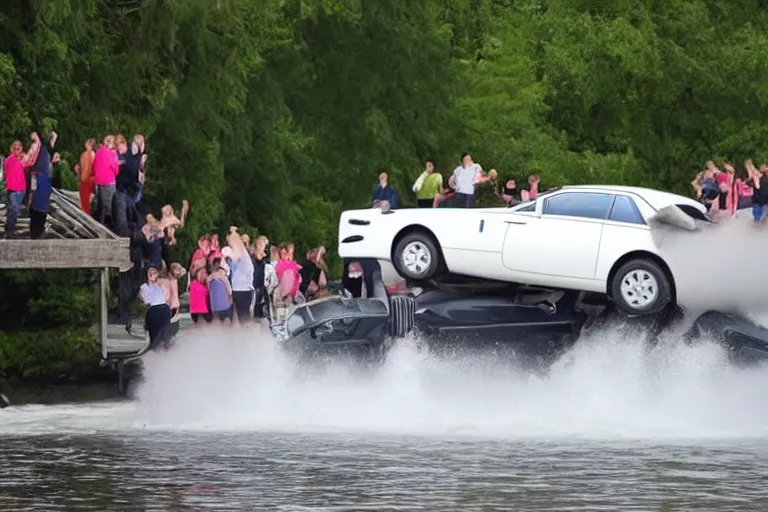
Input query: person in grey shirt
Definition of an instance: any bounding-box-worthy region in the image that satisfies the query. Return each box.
[451,152,494,208]
[227,227,255,322]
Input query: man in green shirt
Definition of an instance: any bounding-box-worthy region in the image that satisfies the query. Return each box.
[412,161,443,208]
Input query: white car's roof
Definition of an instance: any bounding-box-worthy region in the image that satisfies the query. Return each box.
[556,185,704,212]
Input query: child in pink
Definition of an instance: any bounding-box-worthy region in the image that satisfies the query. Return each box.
[275,256,301,300]
[189,268,212,324]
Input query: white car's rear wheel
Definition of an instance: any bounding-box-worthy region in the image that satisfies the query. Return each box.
[610,259,672,316]
[393,233,440,281]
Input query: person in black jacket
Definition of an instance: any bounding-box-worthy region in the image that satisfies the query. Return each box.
[113,136,146,237]
[342,258,380,298]
[251,236,270,319]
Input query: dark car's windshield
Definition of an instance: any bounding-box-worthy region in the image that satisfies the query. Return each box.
[285,297,388,336]
[285,307,310,335]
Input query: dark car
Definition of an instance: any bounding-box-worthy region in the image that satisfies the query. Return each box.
[686,310,768,366]
[273,272,414,358]
[277,271,590,362]
[276,266,768,367]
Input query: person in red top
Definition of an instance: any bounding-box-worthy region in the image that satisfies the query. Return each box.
[3,140,37,238]
[74,138,96,215]
[92,134,119,226]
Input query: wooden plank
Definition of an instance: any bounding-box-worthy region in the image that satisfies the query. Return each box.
[50,189,118,240]
[47,216,80,238]
[0,238,131,269]
[49,204,97,238]
[58,189,81,203]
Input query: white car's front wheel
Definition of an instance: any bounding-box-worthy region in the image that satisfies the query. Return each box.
[610,259,672,316]
[393,233,441,281]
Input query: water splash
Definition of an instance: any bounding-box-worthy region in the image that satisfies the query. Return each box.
[3,320,768,440]
[126,319,768,440]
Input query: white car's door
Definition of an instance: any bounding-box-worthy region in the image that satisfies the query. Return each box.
[501,191,615,279]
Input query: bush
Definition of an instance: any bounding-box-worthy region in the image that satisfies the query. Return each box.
[0,328,101,381]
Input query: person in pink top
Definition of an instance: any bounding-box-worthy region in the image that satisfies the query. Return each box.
[189,235,211,278]
[275,244,301,298]
[190,268,212,324]
[3,140,34,238]
[92,134,119,226]
[272,244,302,323]
[731,160,756,211]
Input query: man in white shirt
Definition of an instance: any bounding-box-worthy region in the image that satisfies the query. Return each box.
[450,152,493,208]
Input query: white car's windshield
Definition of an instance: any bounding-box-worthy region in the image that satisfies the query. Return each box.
[510,200,535,211]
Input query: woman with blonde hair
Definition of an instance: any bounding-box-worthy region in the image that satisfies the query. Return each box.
[74,138,96,215]
[93,134,119,226]
[274,243,301,323]
[158,262,186,338]
[227,227,255,322]
[251,235,270,320]
[264,245,280,323]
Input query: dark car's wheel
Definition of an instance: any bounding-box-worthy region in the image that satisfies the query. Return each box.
[393,232,441,281]
[610,258,672,316]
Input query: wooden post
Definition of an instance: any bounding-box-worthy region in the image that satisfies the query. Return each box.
[117,359,125,395]
[100,267,109,360]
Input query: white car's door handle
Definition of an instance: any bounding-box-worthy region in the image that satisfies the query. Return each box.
[505,220,527,225]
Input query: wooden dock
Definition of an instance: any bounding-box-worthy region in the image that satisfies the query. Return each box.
[101,311,195,357]
[1,188,140,387]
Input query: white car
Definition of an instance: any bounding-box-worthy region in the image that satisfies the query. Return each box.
[337,185,711,316]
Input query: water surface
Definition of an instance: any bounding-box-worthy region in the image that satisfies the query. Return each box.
[3,324,768,511]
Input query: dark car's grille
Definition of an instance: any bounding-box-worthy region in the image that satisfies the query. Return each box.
[389,294,415,338]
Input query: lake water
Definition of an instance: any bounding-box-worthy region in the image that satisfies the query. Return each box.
[3,324,768,511]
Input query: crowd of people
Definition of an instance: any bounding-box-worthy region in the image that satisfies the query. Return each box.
[371,152,540,210]
[691,159,768,222]
[7,138,768,349]
[1,130,60,239]
[0,130,196,350]
[182,230,331,330]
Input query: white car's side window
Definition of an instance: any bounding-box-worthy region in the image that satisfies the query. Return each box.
[608,195,645,225]
[543,192,615,220]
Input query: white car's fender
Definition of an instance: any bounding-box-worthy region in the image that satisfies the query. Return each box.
[338,207,512,272]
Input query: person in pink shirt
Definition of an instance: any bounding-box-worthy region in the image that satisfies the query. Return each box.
[730,160,755,210]
[189,235,211,278]
[735,177,754,208]
[3,140,34,238]
[190,268,212,324]
[272,244,302,323]
[275,244,301,299]
[92,134,119,226]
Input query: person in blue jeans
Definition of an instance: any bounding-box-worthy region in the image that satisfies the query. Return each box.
[3,140,31,238]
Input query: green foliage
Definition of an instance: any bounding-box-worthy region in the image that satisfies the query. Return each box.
[0,328,100,380]
[5,0,762,244]
[0,270,98,331]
